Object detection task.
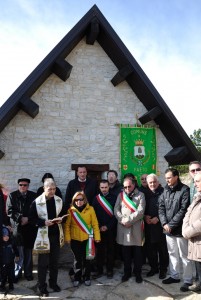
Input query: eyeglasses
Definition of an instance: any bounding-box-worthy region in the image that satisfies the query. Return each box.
[75,198,84,201]
[190,168,201,173]
[123,185,132,189]
[141,178,147,180]
[19,184,28,187]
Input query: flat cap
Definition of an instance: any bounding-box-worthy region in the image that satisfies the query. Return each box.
[18,178,30,184]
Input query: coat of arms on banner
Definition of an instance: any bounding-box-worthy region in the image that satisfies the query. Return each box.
[134,140,145,159]
[120,126,157,182]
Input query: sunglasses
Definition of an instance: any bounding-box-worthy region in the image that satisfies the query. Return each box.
[123,185,132,189]
[190,168,201,173]
[75,198,84,201]
[19,184,28,187]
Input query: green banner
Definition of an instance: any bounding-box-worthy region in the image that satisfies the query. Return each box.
[120,126,157,183]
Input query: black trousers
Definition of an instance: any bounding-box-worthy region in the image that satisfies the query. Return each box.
[122,245,142,276]
[1,262,15,285]
[146,238,169,272]
[24,247,33,278]
[96,230,115,273]
[71,239,91,281]
[38,235,60,290]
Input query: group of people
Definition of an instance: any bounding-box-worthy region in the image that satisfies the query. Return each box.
[0,162,201,296]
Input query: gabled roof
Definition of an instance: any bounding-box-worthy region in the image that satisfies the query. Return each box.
[0,5,200,164]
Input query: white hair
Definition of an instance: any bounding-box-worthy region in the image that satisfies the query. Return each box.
[146,173,158,182]
[44,178,56,187]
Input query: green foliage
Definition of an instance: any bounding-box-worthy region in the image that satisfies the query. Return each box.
[172,164,188,175]
[170,129,201,176]
[190,128,201,153]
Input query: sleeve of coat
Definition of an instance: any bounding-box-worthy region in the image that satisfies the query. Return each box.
[91,206,101,241]
[168,189,190,230]
[114,194,124,223]
[7,193,23,223]
[64,209,72,242]
[127,193,145,224]
[158,193,168,226]
[182,204,201,239]
[65,181,73,211]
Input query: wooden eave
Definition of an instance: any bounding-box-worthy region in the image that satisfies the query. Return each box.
[0,5,200,164]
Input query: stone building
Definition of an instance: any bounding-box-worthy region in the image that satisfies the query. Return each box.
[0,5,200,196]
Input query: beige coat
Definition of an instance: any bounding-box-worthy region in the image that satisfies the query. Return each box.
[182,192,201,262]
[114,189,145,246]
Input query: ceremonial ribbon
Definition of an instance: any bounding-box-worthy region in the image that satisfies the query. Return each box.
[120,192,145,245]
[70,210,95,259]
[96,194,113,217]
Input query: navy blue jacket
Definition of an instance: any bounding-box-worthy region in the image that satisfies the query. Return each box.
[92,192,117,231]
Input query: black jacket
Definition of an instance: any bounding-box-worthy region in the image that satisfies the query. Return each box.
[2,238,19,265]
[65,177,98,209]
[0,190,5,264]
[158,181,190,237]
[7,190,37,248]
[145,185,164,243]
[92,192,117,231]
[109,181,122,197]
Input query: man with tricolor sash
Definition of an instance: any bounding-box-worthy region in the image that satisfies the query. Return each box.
[92,180,117,279]
[114,177,145,283]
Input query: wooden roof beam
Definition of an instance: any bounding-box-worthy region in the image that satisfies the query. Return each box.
[164,146,189,164]
[0,149,5,159]
[86,19,100,45]
[111,65,133,86]
[139,106,162,124]
[52,58,73,82]
[19,97,39,118]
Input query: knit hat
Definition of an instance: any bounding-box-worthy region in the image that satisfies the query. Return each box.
[2,226,9,237]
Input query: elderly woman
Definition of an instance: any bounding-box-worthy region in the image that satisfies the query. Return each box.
[64,191,100,287]
[182,173,201,292]
[114,177,145,283]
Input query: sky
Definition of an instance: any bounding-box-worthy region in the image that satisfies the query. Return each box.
[1,0,201,135]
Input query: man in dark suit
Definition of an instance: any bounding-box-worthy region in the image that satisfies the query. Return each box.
[7,178,37,281]
[65,166,98,209]
[92,180,117,278]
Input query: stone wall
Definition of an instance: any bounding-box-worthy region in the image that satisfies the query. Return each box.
[0,39,171,195]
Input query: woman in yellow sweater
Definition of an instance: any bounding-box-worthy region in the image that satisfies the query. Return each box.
[64,191,100,287]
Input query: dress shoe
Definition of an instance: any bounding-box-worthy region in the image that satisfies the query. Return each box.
[188,282,201,292]
[146,269,158,277]
[162,277,180,284]
[25,276,33,281]
[180,282,192,292]
[9,283,14,291]
[49,283,61,292]
[136,274,143,283]
[93,271,103,279]
[39,288,49,297]
[159,271,167,279]
[84,280,91,286]
[0,284,6,292]
[73,281,80,287]
[122,273,131,282]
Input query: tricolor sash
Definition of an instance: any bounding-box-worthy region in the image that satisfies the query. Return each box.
[70,210,95,260]
[120,192,138,212]
[120,191,145,246]
[96,194,113,217]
